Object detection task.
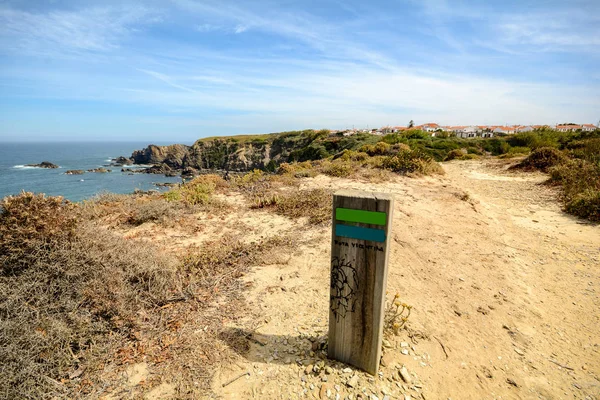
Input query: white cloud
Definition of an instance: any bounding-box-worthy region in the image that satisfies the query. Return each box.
[0,5,160,56]
[195,23,219,32]
[234,24,248,34]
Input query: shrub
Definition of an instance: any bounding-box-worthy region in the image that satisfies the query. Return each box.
[322,160,354,178]
[360,141,391,156]
[127,199,185,225]
[0,192,77,275]
[444,149,466,161]
[565,189,600,221]
[338,149,369,162]
[382,151,443,175]
[0,194,179,399]
[513,147,567,172]
[272,188,332,225]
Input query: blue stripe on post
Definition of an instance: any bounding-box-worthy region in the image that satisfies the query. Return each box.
[335,224,386,243]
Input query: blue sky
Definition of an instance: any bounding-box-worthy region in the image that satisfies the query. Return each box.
[0,0,599,142]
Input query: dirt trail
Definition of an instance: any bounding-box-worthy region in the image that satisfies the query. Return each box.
[212,159,600,400]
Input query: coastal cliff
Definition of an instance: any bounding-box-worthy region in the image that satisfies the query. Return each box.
[126,130,338,174]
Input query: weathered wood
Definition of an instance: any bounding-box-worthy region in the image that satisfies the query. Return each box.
[328,190,394,375]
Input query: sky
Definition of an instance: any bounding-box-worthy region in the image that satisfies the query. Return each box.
[0,0,599,142]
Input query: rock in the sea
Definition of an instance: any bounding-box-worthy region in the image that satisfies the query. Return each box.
[26,161,58,169]
[87,168,111,173]
[112,156,133,165]
[181,166,199,178]
[65,170,85,175]
[131,144,190,168]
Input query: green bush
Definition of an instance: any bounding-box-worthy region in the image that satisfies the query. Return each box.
[444,149,465,161]
[513,147,567,172]
[565,189,600,221]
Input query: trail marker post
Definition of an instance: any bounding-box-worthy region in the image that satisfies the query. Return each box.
[328,190,394,375]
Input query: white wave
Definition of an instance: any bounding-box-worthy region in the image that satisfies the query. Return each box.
[105,158,113,162]
[12,165,36,169]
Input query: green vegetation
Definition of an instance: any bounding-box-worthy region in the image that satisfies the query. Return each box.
[212,127,599,221]
[509,133,600,222]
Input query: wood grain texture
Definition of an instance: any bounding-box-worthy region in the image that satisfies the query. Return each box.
[328,190,394,375]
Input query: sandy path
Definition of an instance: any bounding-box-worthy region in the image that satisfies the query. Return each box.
[211,159,599,400]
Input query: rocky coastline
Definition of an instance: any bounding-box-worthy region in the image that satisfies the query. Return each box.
[25,161,59,169]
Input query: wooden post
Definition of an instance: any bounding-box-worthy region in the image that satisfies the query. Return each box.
[328,190,394,375]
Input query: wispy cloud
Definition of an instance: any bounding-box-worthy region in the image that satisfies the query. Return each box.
[0,5,160,56]
[1,0,599,141]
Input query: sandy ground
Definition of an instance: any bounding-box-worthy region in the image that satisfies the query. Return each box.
[109,159,599,399]
[209,159,599,400]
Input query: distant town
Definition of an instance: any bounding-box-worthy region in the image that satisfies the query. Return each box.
[335,122,599,138]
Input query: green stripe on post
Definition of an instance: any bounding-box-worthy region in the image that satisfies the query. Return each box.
[336,208,387,226]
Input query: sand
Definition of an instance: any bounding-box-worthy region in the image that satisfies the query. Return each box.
[211,159,599,400]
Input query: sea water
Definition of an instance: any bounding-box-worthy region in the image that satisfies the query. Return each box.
[0,142,184,202]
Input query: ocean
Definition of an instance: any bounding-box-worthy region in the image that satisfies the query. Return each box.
[0,142,184,202]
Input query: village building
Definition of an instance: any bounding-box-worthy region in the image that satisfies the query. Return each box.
[556,124,581,132]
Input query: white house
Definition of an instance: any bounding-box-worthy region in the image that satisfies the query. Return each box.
[581,124,597,132]
[456,126,480,138]
[556,124,581,132]
[493,126,516,134]
[516,126,534,133]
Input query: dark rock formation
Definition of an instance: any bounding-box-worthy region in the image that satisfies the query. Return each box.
[26,161,59,169]
[65,170,85,175]
[87,168,111,173]
[131,144,190,168]
[112,156,133,165]
[154,182,179,187]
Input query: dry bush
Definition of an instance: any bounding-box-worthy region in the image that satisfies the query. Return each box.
[564,189,600,222]
[127,198,188,226]
[320,160,354,177]
[549,159,600,222]
[277,161,318,178]
[272,188,332,225]
[513,147,567,172]
[165,174,227,206]
[444,148,466,161]
[249,188,331,225]
[382,151,444,175]
[0,192,77,275]
[0,193,181,399]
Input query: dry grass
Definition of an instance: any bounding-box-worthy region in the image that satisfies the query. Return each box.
[0,191,302,398]
[0,193,181,399]
[252,188,332,225]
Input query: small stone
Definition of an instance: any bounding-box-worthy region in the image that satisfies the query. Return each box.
[325,366,334,374]
[404,395,412,400]
[320,384,329,399]
[399,367,412,384]
[401,349,409,355]
[322,376,329,382]
[400,342,409,348]
[306,364,313,374]
[514,348,524,356]
[381,353,395,367]
[382,339,393,348]
[342,367,353,374]
[310,384,315,390]
[347,374,359,388]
